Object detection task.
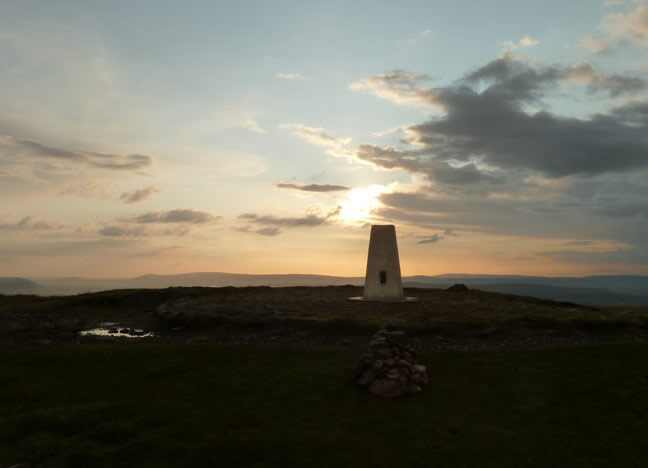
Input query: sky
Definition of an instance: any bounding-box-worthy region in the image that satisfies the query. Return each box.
[1,0,648,278]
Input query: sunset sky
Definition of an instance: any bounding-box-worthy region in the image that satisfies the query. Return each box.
[2,0,648,278]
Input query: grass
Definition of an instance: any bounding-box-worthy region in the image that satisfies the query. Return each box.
[3,343,648,467]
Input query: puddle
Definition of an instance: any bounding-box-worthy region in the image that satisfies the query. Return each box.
[79,324,155,339]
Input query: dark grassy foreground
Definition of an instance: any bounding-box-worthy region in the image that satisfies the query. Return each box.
[2,344,648,467]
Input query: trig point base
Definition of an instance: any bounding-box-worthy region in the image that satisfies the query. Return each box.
[349,224,418,303]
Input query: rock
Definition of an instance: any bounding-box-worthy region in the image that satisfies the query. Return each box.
[386,368,401,380]
[131,329,147,336]
[447,283,469,292]
[369,379,409,398]
[411,372,429,386]
[377,347,392,358]
[412,364,426,374]
[351,327,429,397]
[108,327,118,334]
[357,369,375,387]
[384,331,409,346]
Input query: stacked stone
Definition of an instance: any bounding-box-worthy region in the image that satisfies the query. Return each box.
[351,328,428,398]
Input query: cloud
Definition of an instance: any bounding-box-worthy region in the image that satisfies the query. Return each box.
[349,70,435,107]
[414,227,457,245]
[235,226,281,236]
[277,72,304,80]
[0,216,56,231]
[564,62,646,96]
[536,246,648,264]
[583,4,648,53]
[564,240,594,246]
[0,135,154,185]
[128,209,221,224]
[240,118,266,134]
[237,213,329,227]
[502,35,540,49]
[371,125,408,137]
[57,180,109,199]
[0,136,153,170]
[350,56,644,112]
[349,55,648,182]
[98,225,146,237]
[417,233,443,244]
[279,123,351,153]
[582,36,609,53]
[396,29,433,47]
[276,182,351,192]
[345,53,648,267]
[355,144,504,187]
[237,207,340,235]
[120,186,160,204]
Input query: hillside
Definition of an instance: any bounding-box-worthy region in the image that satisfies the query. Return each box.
[0,277,44,295]
[3,285,648,348]
[3,272,647,306]
[404,281,648,307]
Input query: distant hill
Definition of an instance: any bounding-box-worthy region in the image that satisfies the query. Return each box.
[404,281,648,307]
[0,277,46,295]
[408,274,648,296]
[0,272,646,306]
[29,273,364,294]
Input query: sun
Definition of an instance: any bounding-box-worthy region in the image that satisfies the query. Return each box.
[340,185,386,222]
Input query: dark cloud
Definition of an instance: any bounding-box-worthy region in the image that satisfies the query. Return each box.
[376,191,611,239]
[417,234,443,244]
[595,202,648,218]
[237,213,329,227]
[351,55,648,181]
[356,144,504,187]
[130,209,220,224]
[0,216,55,230]
[0,135,154,171]
[120,186,160,204]
[611,101,648,125]
[237,207,340,233]
[276,182,351,192]
[462,57,645,100]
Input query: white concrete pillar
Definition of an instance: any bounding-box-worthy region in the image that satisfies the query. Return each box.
[363,225,404,301]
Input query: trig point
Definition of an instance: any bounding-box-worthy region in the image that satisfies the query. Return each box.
[351,224,418,302]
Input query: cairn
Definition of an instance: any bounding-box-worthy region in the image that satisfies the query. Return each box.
[351,327,428,398]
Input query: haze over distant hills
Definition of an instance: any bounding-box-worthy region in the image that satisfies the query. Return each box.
[1,272,648,307]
